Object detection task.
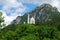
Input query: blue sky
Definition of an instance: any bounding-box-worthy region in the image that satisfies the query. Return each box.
[0,0,60,25]
[0,4,3,10]
[23,3,37,12]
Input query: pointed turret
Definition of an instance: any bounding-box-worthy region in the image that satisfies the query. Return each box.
[27,14,30,24]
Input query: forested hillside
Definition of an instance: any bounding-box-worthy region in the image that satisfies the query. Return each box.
[0,24,60,40]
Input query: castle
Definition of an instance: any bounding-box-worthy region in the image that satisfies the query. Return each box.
[27,14,35,24]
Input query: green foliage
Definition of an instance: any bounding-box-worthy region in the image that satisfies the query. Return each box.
[35,19,42,26]
[0,12,2,17]
[0,12,4,23]
[0,24,60,40]
[20,34,39,40]
[43,37,51,40]
[0,12,4,27]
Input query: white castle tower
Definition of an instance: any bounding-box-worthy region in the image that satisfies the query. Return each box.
[27,14,35,24]
[30,17,35,24]
[27,14,30,24]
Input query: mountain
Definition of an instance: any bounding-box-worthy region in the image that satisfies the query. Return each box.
[12,4,60,24]
[12,16,21,24]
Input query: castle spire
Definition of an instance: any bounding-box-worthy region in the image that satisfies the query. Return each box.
[27,14,29,24]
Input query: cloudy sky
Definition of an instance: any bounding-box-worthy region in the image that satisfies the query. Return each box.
[0,0,60,25]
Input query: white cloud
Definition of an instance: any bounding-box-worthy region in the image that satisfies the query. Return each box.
[2,0,26,12]
[2,0,23,7]
[0,10,20,25]
[51,0,60,11]
[4,14,18,25]
[0,0,27,14]
[52,0,59,7]
[17,0,52,5]
[0,0,27,25]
